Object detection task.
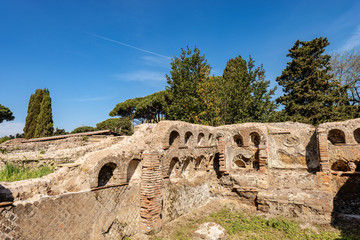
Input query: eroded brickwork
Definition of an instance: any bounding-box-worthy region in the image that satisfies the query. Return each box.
[1,119,360,238]
[140,152,162,232]
[0,184,140,240]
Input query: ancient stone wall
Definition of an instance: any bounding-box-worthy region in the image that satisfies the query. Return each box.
[0,184,140,240]
[1,119,360,238]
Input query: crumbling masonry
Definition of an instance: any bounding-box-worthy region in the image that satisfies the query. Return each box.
[1,119,360,239]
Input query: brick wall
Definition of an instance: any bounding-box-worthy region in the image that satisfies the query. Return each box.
[0,184,140,240]
[140,152,162,233]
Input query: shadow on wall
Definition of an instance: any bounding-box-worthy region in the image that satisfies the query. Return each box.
[0,184,14,203]
[332,174,360,232]
[305,132,320,173]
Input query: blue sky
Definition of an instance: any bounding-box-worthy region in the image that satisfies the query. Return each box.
[1,0,360,136]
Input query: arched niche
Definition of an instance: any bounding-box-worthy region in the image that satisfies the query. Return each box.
[331,160,350,172]
[185,131,193,145]
[328,129,345,145]
[168,157,179,177]
[195,156,205,169]
[354,128,360,144]
[169,131,180,146]
[127,159,141,183]
[208,133,214,145]
[233,134,243,147]
[234,160,246,168]
[250,132,261,147]
[182,157,192,173]
[98,162,117,187]
[198,133,205,146]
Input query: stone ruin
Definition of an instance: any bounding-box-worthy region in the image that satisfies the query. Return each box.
[1,119,360,239]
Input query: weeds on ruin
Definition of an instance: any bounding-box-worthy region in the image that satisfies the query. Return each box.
[0,148,9,154]
[0,162,54,182]
[152,207,360,240]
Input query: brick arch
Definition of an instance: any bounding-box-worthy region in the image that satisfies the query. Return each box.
[327,128,346,145]
[162,126,182,149]
[162,150,192,178]
[194,155,206,169]
[127,158,142,183]
[246,128,266,146]
[244,128,267,169]
[184,131,194,146]
[89,156,124,188]
[353,128,360,144]
[233,133,244,147]
[194,129,211,147]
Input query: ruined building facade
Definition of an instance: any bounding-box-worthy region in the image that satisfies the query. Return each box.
[1,119,360,239]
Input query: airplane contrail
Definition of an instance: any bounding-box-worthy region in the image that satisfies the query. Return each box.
[86,32,171,60]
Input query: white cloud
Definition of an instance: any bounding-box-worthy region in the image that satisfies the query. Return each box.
[342,25,360,51]
[114,70,166,83]
[0,122,24,137]
[141,55,171,68]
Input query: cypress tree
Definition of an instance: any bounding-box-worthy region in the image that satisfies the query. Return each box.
[24,89,43,139]
[221,55,251,124]
[34,89,54,137]
[24,89,54,139]
[276,37,355,126]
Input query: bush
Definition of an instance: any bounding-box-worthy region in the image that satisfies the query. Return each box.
[71,126,97,134]
[0,136,11,144]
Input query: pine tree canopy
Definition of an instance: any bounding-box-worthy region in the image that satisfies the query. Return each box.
[134,91,168,123]
[0,104,15,123]
[276,37,355,126]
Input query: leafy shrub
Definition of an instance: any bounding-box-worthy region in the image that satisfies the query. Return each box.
[0,136,11,144]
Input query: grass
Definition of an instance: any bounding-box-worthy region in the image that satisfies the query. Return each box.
[0,162,54,182]
[152,207,360,240]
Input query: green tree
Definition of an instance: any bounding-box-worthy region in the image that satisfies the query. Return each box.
[53,128,68,136]
[24,89,54,138]
[71,126,97,134]
[24,89,44,139]
[96,118,132,135]
[197,75,223,126]
[166,46,211,122]
[134,91,168,123]
[221,55,251,124]
[109,97,144,128]
[0,104,15,123]
[276,37,355,126]
[247,56,278,122]
[34,89,54,137]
